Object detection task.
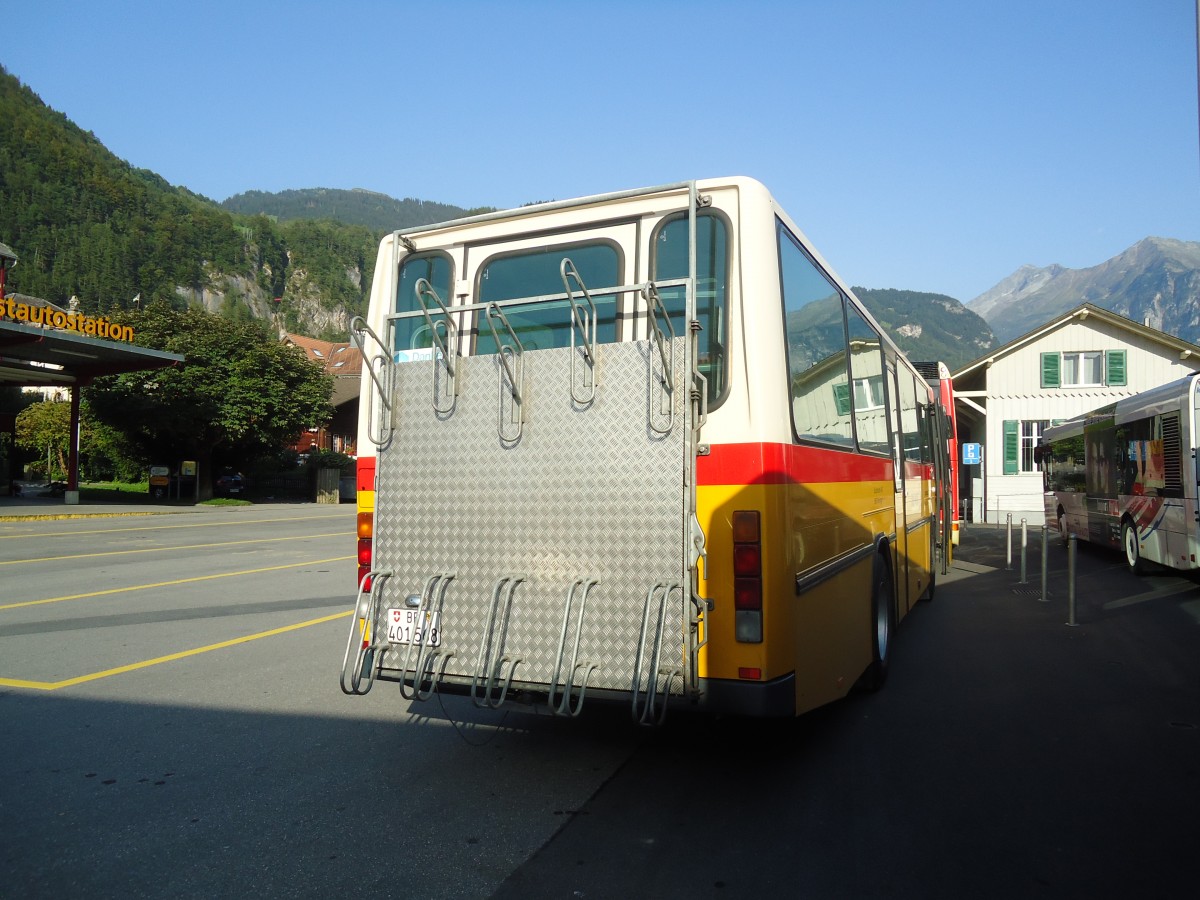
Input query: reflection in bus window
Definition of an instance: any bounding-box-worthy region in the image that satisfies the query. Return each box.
[898,369,922,462]
[653,212,729,404]
[846,305,889,454]
[395,253,453,357]
[474,243,619,355]
[778,222,853,446]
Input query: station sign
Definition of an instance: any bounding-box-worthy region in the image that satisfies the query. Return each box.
[2,296,135,342]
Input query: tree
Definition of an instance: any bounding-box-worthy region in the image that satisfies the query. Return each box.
[15,400,71,480]
[85,301,333,498]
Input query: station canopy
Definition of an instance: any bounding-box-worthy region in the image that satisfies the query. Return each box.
[0,301,182,388]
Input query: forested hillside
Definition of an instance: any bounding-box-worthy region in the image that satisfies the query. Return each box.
[1,68,408,338]
[787,288,995,372]
[0,68,256,315]
[854,288,995,369]
[222,188,491,233]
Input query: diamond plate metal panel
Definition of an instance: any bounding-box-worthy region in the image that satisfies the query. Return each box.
[372,338,691,695]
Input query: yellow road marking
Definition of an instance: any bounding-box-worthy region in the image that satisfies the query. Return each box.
[0,512,351,540]
[0,555,354,610]
[0,610,353,691]
[0,531,352,566]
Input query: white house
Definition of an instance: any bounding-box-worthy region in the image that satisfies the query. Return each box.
[952,304,1200,524]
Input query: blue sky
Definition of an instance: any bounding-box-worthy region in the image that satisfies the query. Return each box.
[5,0,1198,302]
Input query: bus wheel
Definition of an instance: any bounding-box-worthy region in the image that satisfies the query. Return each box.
[858,552,893,692]
[1122,519,1144,574]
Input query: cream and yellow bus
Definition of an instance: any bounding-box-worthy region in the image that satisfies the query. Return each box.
[341,177,949,721]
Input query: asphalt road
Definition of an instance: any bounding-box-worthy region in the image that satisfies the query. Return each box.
[1,507,1197,899]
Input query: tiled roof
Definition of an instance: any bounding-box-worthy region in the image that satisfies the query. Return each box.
[284,334,363,377]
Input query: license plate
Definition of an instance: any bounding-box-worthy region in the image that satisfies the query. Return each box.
[385,608,441,646]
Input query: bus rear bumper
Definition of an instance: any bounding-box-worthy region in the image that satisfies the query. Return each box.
[699,672,797,718]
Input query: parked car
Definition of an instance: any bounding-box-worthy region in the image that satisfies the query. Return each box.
[214,472,245,497]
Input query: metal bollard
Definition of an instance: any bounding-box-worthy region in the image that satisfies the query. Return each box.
[1005,513,1013,570]
[1039,525,1049,602]
[1019,518,1028,584]
[1067,533,1078,626]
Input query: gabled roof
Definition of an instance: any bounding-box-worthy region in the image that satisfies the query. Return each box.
[284,333,363,377]
[952,303,1200,380]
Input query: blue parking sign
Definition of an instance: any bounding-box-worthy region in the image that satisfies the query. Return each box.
[962,443,981,466]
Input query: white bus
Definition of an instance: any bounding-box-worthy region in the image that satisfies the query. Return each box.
[1041,372,1200,573]
[341,177,951,721]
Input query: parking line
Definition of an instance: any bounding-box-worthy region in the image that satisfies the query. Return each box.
[0,555,354,610]
[1102,580,1200,610]
[0,610,353,691]
[0,531,352,566]
[0,512,351,540]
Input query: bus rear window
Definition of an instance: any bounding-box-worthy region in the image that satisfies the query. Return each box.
[395,253,452,356]
[652,212,728,405]
[474,243,620,354]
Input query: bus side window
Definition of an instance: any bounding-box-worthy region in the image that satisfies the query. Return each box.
[778,221,855,448]
[845,304,890,455]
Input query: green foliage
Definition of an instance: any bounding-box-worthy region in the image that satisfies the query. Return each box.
[0,68,255,310]
[852,288,995,370]
[84,301,333,489]
[13,398,147,482]
[14,401,71,479]
[787,289,996,372]
[277,218,377,316]
[221,187,491,234]
[306,449,354,471]
[0,68,379,336]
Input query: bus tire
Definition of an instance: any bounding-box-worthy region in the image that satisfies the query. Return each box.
[858,551,893,692]
[1122,518,1144,575]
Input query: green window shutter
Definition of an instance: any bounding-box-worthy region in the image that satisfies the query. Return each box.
[833,382,851,416]
[1003,420,1019,474]
[1106,350,1127,386]
[1040,352,1061,388]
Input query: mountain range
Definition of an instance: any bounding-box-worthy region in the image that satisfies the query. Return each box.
[1,65,1197,367]
[967,237,1200,344]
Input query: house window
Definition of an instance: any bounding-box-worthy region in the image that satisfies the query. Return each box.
[1005,419,1051,474]
[1062,351,1103,386]
[1040,350,1127,388]
[1020,420,1050,473]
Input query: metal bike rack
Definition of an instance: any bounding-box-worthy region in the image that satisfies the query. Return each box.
[413,278,459,414]
[642,283,676,436]
[484,304,526,443]
[349,316,395,449]
[339,569,392,695]
[631,582,684,725]
[398,572,456,701]
[548,578,600,717]
[559,258,599,406]
[471,575,526,708]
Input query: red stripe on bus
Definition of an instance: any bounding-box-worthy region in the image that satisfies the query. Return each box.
[697,442,894,486]
[357,456,376,492]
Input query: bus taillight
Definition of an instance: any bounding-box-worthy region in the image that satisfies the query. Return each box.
[732,510,763,643]
[357,512,373,592]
